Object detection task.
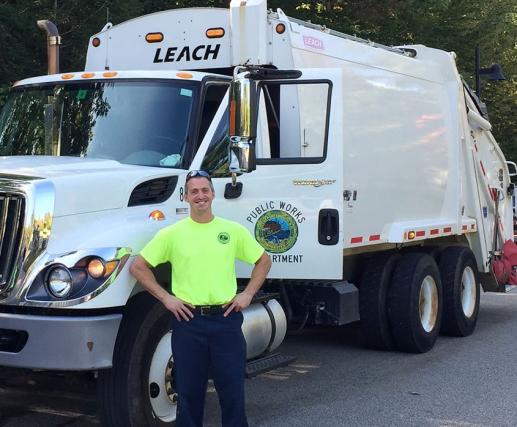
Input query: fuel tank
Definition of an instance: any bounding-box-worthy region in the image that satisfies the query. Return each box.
[241,299,286,359]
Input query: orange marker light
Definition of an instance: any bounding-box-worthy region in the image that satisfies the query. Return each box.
[104,260,119,277]
[103,71,118,78]
[81,72,95,79]
[146,32,164,43]
[407,231,416,240]
[176,72,193,79]
[92,37,101,47]
[149,210,166,221]
[61,74,74,80]
[206,28,225,38]
[276,23,286,34]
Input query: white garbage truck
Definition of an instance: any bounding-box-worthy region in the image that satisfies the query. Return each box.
[0,0,514,425]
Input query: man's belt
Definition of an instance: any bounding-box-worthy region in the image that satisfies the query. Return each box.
[192,305,226,316]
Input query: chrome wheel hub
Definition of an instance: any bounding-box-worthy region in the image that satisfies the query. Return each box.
[148,331,177,422]
[419,275,438,333]
[461,266,476,318]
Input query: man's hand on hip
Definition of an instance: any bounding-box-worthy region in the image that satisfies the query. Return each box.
[223,291,253,317]
[223,252,271,317]
[163,295,194,321]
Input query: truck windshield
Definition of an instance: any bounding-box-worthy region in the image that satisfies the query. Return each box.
[0,80,200,168]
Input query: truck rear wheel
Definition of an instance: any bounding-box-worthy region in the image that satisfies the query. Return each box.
[359,252,399,350]
[97,292,176,426]
[388,253,442,353]
[438,246,480,337]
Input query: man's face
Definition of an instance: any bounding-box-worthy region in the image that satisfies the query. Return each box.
[185,177,215,214]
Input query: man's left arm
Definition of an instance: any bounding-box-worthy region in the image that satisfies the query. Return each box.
[224,252,271,317]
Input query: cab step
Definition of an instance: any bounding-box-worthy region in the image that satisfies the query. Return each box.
[245,353,296,378]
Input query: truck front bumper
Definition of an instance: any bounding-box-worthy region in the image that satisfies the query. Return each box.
[0,312,122,370]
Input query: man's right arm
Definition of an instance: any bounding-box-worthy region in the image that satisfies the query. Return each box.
[129,255,194,321]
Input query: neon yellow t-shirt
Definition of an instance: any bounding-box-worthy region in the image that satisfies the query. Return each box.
[140,216,264,305]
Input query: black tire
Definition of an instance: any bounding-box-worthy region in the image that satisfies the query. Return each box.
[359,252,400,350]
[388,253,442,353]
[438,246,480,337]
[98,292,176,427]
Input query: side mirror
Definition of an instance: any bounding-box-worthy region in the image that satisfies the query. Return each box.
[475,46,506,100]
[228,73,257,173]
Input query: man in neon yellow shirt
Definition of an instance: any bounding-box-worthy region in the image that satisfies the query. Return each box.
[130,170,271,427]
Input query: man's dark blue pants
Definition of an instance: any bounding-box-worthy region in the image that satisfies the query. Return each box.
[171,311,248,427]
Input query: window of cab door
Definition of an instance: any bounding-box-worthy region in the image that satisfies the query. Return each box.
[256,79,332,165]
[185,80,229,165]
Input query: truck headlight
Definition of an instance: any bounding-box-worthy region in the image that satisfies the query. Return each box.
[46,266,73,298]
[26,247,131,306]
[87,258,106,279]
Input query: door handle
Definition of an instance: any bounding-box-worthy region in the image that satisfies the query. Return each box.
[318,209,339,245]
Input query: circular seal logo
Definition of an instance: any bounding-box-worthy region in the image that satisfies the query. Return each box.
[218,232,230,244]
[255,210,298,253]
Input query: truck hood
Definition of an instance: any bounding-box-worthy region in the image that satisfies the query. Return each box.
[0,156,182,216]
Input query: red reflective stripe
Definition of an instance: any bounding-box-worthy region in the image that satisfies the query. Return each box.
[471,224,476,229]
[369,234,381,241]
[462,225,468,231]
[480,161,486,176]
[489,187,498,201]
[430,229,439,235]
[416,231,425,237]
[351,237,363,244]
[443,227,452,233]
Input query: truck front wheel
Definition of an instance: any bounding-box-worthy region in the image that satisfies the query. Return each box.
[97,292,176,426]
[388,253,443,353]
[438,246,480,337]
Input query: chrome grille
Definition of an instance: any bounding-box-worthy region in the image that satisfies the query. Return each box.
[0,193,25,293]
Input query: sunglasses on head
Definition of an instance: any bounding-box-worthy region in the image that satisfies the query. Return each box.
[186,170,211,182]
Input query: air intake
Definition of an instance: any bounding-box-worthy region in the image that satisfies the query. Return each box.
[0,193,25,294]
[128,177,178,207]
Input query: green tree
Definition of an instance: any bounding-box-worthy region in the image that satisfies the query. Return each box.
[0,0,142,83]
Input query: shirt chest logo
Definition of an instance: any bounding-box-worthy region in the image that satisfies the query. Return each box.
[218,232,230,244]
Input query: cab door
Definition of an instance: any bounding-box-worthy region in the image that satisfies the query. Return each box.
[192,68,344,280]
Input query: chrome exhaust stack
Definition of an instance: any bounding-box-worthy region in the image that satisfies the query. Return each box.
[37,20,61,75]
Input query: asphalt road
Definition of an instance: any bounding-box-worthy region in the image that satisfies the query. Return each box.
[1,291,517,427]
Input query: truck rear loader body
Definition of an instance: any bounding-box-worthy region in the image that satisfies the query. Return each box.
[0,0,513,424]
